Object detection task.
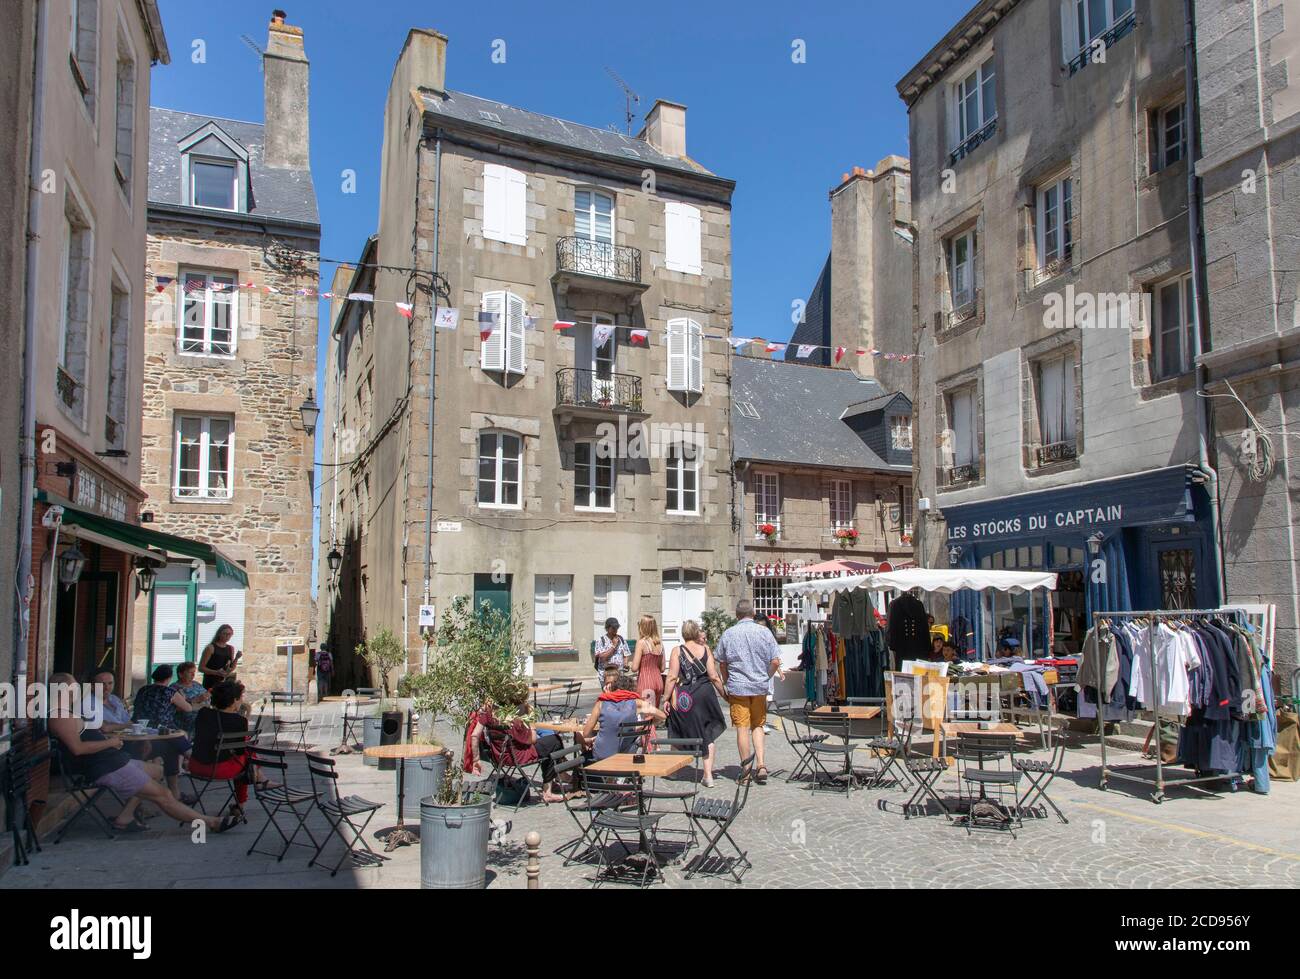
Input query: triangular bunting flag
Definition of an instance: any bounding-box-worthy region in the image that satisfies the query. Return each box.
[395,302,414,319]
[553,320,576,331]
[477,311,499,341]
[834,346,846,365]
[434,307,459,331]
[796,344,816,359]
[629,329,649,347]
[729,337,751,351]
[593,324,615,350]
[348,292,374,303]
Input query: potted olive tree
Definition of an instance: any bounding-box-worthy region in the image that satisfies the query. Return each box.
[356,628,407,769]
[404,596,530,889]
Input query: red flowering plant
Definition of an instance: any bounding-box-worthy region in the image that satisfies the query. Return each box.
[758,523,778,542]
[833,527,859,547]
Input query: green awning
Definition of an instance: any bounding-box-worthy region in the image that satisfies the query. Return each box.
[37,491,249,587]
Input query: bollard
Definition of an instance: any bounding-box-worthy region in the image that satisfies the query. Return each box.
[526,831,541,889]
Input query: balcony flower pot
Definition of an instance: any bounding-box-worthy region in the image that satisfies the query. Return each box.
[759,523,778,543]
[833,528,859,549]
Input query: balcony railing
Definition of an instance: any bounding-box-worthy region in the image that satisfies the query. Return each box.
[1030,247,1073,288]
[556,368,644,414]
[948,463,980,485]
[555,236,641,284]
[1035,441,1078,466]
[946,290,981,330]
[1068,11,1137,75]
[949,117,997,166]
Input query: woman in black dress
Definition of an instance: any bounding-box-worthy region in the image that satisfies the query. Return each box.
[663,619,727,787]
[199,624,239,690]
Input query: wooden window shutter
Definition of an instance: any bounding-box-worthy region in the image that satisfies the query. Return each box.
[666,318,688,391]
[480,290,505,371]
[506,292,526,374]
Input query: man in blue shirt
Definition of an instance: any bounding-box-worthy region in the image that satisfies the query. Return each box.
[715,600,782,784]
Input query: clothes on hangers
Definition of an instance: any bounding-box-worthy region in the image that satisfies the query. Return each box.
[886,592,931,661]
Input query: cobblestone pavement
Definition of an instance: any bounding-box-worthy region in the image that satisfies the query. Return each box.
[4,700,1297,889]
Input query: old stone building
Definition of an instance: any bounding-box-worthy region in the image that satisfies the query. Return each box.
[732,355,913,640]
[319,28,738,680]
[786,158,916,398]
[1192,0,1300,671]
[132,12,319,694]
[900,0,1215,657]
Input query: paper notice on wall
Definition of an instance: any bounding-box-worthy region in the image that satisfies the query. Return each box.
[419,605,437,628]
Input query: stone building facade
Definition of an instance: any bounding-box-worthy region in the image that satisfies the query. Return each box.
[732,356,913,640]
[786,158,916,398]
[899,0,1216,657]
[132,13,319,694]
[320,28,738,681]
[1193,0,1300,671]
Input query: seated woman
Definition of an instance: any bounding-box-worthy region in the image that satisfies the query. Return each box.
[189,681,264,821]
[171,662,210,736]
[581,669,666,762]
[131,664,197,801]
[46,673,238,835]
[463,694,569,803]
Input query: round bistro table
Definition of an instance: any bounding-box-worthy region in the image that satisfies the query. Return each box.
[362,743,448,850]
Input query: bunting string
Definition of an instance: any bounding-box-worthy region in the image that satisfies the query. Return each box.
[143,271,920,361]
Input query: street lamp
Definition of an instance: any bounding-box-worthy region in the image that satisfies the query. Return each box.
[298,391,321,437]
[1087,532,1105,556]
[327,547,342,575]
[134,559,157,595]
[58,544,87,590]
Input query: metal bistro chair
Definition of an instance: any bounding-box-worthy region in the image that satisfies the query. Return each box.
[773,699,827,783]
[483,724,546,812]
[269,692,309,752]
[685,752,755,883]
[581,768,666,888]
[642,737,704,849]
[535,679,577,721]
[340,700,368,750]
[863,712,916,790]
[617,718,655,755]
[900,723,952,820]
[186,731,249,815]
[954,733,1024,837]
[51,738,126,843]
[558,680,585,720]
[3,731,48,863]
[305,752,386,876]
[802,710,857,795]
[550,745,628,865]
[1015,741,1069,824]
[245,744,320,862]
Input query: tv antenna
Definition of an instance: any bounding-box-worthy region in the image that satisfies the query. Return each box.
[604,66,640,135]
[240,34,266,72]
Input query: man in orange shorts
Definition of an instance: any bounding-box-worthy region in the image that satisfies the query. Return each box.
[715,600,782,784]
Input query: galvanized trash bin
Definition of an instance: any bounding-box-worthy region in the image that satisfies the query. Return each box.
[401,751,448,820]
[419,796,492,889]
[362,716,382,766]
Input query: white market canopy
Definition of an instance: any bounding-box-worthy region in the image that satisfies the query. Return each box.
[782,568,1057,598]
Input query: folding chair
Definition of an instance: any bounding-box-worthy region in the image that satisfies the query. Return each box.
[269,692,309,752]
[558,680,585,720]
[483,724,545,812]
[3,731,48,863]
[186,731,248,815]
[536,679,580,721]
[1015,741,1068,823]
[51,739,123,843]
[642,737,703,848]
[802,710,857,795]
[581,769,665,888]
[954,734,1023,837]
[550,746,625,865]
[899,725,952,820]
[340,700,367,750]
[305,752,386,876]
[772,700,827,783]
[685,752,754,883]
[245,745,320,861]
[617,719,655,754]
[863,710,917,790]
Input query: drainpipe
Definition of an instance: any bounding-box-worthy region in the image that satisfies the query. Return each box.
[1183,0,1227,603]
[14,0,47,685]
[421,130,443,610]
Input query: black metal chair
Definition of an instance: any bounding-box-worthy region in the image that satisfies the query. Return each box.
[617,718,655,754]
[685,752,755,883]
[269,692,309,752]
[772,699,827,783]
[305,752,386,876]
[186,731,248,815]
[1015,741,1068,823]
[558,680,585,720]
[954,734,1023,837]
[483,724,545,811]
[642,737,703,848]
[900,724,952,820]
[51,738,123,843]
[245,744,319,861]
[550,746,627,865]
[863,714,916,790]
[536,679,581,721]
[580,768,665,888]
[3,730,47,863]
[803,710,857,794]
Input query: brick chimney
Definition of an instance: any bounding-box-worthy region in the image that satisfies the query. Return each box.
[263,10,310,170]
[639,100,687,158]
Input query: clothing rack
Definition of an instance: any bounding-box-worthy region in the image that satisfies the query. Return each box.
[1092,608,1248,803]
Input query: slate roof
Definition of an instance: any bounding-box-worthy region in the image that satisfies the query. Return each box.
[419,89,728,184]
[148,107,320,227]
[785,252,832,366]
[843,392,909,417]
[731,356,907,472]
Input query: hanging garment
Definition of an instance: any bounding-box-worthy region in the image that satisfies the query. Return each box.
[886,593,931,660]
[1077,624,1120,702]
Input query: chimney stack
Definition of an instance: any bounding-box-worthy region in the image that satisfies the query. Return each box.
[263,10,310,170]
[639,100,687,158]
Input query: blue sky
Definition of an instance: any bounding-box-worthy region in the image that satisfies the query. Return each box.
[148,0,973,596]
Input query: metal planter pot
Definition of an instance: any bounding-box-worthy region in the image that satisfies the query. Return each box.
[419,798,491,889]
[400,751,448,820]
[362,716,383,766]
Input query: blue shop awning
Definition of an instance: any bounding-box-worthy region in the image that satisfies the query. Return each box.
[940,465,1199,547]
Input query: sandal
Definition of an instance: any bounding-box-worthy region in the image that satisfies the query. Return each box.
[755,767,769,784]
[213,813,242,834]
[111,819,147,833]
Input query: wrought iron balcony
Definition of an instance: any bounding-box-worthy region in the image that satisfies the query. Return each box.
[555,368,646,418]
[552,237,648,301]
[1068,12,1137,75]
[1035,441,1078,467]
[947,463,980,485]
[948,117,998,166]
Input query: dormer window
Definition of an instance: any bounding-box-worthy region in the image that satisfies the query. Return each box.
[178,122,250,213]
[191,160,237,210]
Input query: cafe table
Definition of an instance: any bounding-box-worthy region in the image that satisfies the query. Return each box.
[529,719,588,738]
[585,752,692,880]
[117,729,188,745]
[362,743,448,850]
[811,705,881,721]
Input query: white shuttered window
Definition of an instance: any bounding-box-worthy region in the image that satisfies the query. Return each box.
[483,163,527,246]
[666,317,703,393]
[479,290,526,374]
[664,201,702,274]
[534,575,573,647]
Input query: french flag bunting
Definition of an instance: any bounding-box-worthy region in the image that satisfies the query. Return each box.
[348,292,374,303]
[765,342,785,354]
[629,328,649,347]
[553,320,576,331]
[796,344,816,359]
[834,346,846,365]
[592,324,615,350]
[478,310,499,341]
[395,302,414,319]
[729,337,751,351]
